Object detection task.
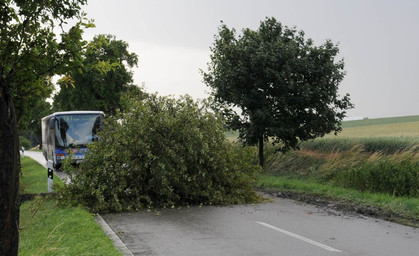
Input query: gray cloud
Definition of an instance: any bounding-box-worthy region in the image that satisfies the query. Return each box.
[83,0,419,119]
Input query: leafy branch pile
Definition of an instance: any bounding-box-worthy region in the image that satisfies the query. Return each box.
[61,94,260,212]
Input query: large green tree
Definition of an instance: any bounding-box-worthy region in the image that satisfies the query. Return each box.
[0,1,90,254]
[53,34,139,115]
[203,18,353,167]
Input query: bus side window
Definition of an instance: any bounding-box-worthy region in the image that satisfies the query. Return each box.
[49,118,55,129]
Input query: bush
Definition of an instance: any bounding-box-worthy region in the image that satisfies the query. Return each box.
[61,94,260,212]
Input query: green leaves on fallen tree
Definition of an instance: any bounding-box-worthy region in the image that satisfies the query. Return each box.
[61,94,261,212]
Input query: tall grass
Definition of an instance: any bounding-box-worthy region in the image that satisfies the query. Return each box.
[336,158,419,197]
[265,137,419,198]
[301,137,419,154]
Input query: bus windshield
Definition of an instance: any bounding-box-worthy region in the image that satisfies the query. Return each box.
[54,114,103,148]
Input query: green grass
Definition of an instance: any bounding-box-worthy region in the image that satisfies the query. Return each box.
[342,115,419,128]
[225,115,419,141]
[336,121,419,138]
[266,138,419,196]
[20,157,63,194]
[334,115,419,138]
[258,174,419,226]
[19,157,122,256]
[301,137,419,154]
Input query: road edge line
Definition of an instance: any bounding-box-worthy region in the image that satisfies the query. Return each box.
[255,221,341,253]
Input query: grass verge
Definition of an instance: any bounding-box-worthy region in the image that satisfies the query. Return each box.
[19,157,122,256]
[20,157,63,194]
[258,174,419,228]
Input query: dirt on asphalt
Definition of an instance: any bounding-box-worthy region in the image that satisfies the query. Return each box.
[259,188,419,228]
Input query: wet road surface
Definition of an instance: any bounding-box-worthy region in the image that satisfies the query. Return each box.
[102,198,419,256]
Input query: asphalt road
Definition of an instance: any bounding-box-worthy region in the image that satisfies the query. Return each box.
[25,151,419,256]
[103,196,419,256]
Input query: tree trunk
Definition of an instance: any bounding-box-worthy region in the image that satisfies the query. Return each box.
[0,84,20,256]
[258,133,264,168]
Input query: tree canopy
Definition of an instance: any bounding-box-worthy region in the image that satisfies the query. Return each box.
[16,78,53,149]
[202,17,353,166]
[53,34,139,115]
[0,1,90,254]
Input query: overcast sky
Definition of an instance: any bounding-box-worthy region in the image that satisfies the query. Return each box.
[82,0,419,119]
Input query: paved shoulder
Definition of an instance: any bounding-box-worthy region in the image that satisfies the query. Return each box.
[24,151,47,168]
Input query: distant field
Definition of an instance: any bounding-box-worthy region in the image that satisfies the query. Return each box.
[335,115,419,138]
[226,115,419,140]
[342,115,419,128]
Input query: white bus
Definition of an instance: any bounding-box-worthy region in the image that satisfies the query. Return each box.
[41,111,104,171]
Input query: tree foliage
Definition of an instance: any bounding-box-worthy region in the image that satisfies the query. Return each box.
[0,1,90,254]
[17,78,53,149]
[53,34,139,115]
[61,94,260,213]
[15,77,53,127]
[18,98,52,149]
[202,17,353,166]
